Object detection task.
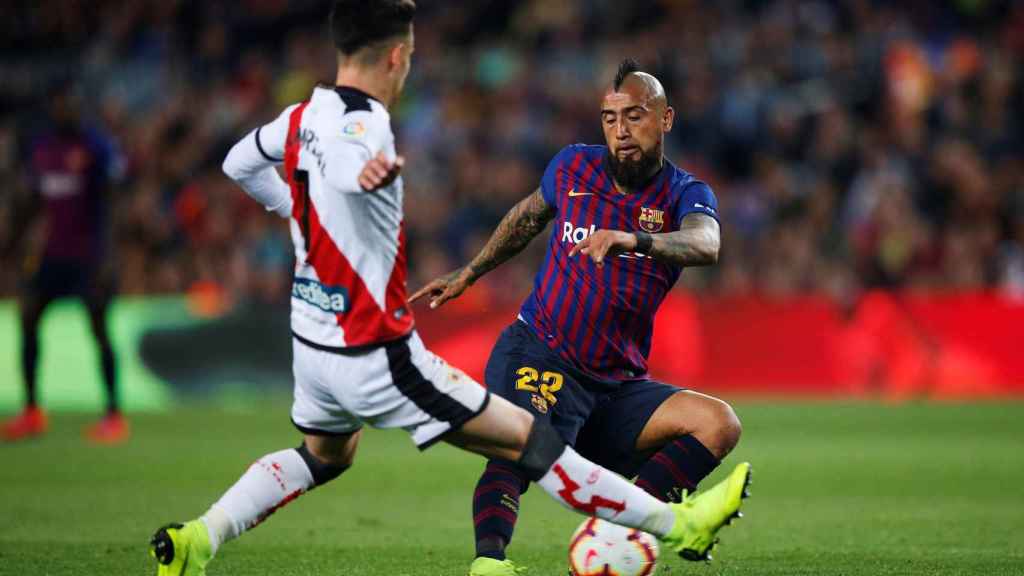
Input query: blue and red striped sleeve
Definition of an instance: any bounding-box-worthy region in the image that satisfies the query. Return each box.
[540,144,582,209]
[671,180,719,226]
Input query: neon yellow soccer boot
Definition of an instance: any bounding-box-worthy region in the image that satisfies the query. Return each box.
[468,557,528,576]
[661,461,752,561]
[149,520,213,576]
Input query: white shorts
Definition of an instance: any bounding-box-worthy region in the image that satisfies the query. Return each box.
[290,331,490,449]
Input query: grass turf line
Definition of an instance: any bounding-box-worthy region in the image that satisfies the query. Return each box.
[1,401,1022,575]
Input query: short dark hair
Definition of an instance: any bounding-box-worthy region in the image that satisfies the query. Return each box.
[330,0,416,56]
[614,58,642,91]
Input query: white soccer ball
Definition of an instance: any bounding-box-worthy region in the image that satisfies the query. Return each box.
[568,518,659,576]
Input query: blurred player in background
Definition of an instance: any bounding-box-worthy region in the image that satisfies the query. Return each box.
[149,3,749,575]
[412,60,743,575]
[1,84,127,444]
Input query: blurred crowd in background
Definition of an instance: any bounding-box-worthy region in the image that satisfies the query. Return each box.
[1,0,1022,309]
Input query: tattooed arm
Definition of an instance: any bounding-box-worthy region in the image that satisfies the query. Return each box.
[409,187,555,308]
[647,213,720,266]
[465,188,555,278]
[569,213,720,268]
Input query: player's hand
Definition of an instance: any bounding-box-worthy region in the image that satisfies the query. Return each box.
[358,152,404,191]
[568,229,638,268]
[408,267,475,309]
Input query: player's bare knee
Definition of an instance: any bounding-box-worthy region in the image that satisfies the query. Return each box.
[709,400,742,455]
[680,397,741,458]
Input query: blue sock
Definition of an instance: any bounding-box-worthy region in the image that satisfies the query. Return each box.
[472,461,528,560]
[634,435,719,503]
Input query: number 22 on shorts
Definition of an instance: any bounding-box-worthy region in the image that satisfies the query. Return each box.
[515,366,563,406]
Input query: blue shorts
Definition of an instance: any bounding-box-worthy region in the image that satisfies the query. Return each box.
[25,258,109,302]
[484,321,680,478]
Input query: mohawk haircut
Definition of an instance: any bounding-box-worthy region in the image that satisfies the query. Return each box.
[614,58,642,91]
[330,0,416,56]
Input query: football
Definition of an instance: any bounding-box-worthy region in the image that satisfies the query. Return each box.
[568,518,659,576]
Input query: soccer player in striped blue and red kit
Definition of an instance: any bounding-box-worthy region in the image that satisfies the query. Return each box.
[412,60,744,575]
[2,85,126,443]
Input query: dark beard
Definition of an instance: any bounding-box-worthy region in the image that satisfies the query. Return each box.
[606,147,661,191]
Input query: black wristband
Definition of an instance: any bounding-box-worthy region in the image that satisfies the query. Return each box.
[633,231,653,254]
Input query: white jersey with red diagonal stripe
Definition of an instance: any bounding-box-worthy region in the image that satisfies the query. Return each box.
[222,85,413,349]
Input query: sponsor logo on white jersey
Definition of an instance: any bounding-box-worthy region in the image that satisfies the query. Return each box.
[293,278,349,313]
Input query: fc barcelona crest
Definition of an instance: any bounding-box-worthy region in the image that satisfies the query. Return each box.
[637,206,665,233]
[531,394,549,414]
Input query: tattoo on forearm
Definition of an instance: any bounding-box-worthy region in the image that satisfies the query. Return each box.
[467,188,555,280]
[649,213,721,266]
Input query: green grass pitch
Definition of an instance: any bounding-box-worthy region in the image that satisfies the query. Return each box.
[1,401,1022,575]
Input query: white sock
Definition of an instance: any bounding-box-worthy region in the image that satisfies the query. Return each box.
[200,448,315,553]
[200,506,233,555]
[536,446,676,538]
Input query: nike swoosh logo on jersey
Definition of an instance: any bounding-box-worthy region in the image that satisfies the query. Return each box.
[568,188,594,197]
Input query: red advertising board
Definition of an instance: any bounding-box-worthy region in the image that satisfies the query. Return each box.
[414,292,1024,398]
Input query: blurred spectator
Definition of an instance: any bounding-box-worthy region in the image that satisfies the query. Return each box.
[1,0,1021,308]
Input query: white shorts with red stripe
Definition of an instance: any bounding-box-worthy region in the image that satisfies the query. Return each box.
[290,330,490,449]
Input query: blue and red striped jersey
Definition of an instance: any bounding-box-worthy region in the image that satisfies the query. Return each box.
[29,128,116,264]
[518,144,719,383]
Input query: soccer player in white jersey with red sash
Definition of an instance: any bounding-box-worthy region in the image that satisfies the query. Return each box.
[148,2,750,574]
